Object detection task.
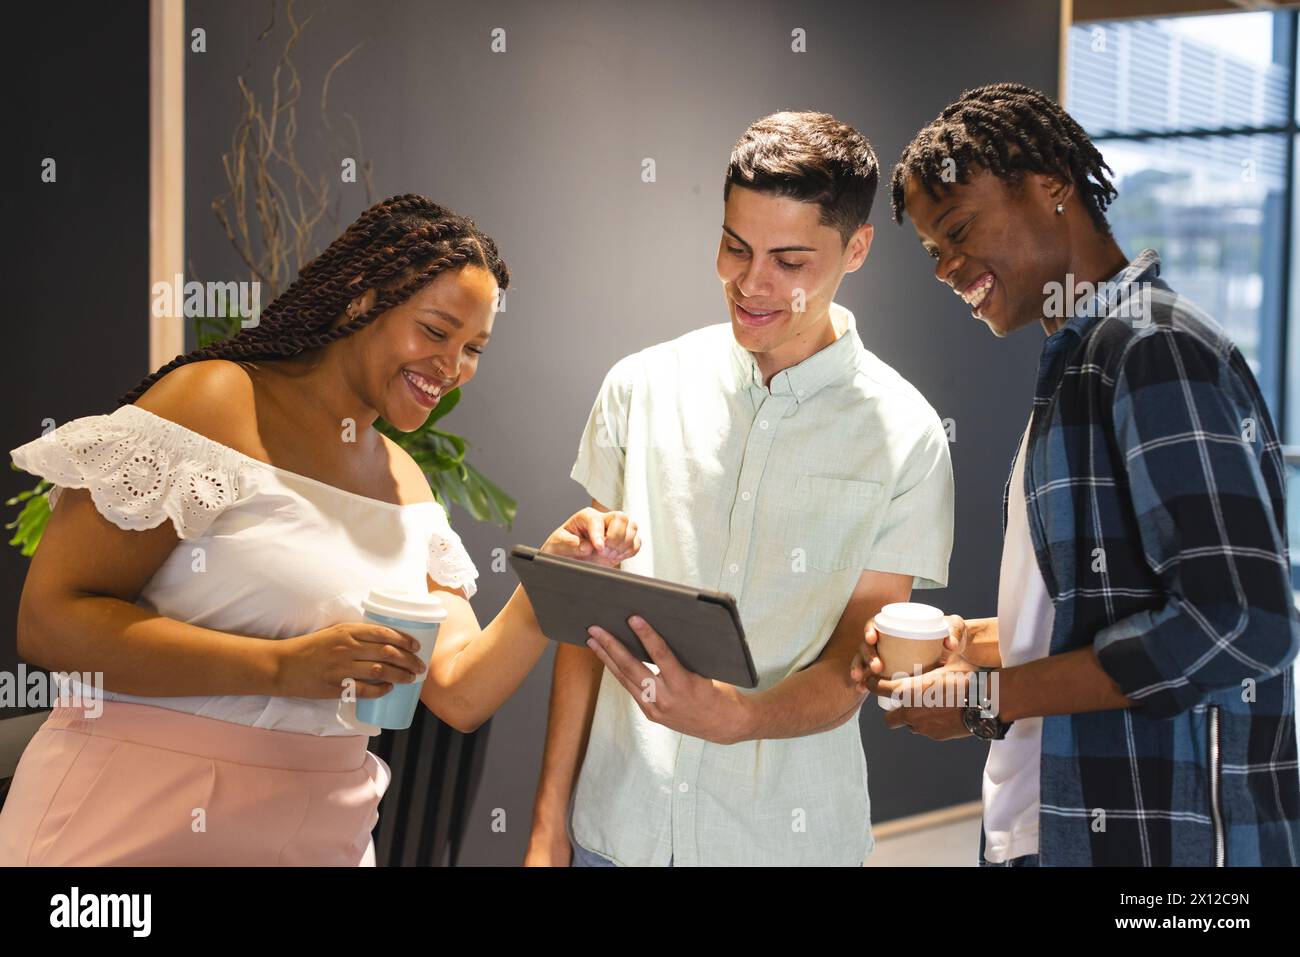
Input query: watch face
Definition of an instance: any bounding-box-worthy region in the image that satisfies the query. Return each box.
[964,708,999,739]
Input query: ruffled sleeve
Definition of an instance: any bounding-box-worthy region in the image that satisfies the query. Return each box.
[9,404,246,540]
[427,505,479,600]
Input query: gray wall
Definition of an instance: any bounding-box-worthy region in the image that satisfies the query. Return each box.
[184,0,1058,864]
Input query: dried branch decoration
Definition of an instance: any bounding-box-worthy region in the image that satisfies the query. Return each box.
[212,0,375,300]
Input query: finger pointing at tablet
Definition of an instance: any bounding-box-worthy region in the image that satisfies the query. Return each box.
[541,507,641,568]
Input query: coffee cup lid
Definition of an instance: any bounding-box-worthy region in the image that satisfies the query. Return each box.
[362,587,448,624]
[874,602,948,640]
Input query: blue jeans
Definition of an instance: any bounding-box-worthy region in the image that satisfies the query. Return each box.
[979,853,1040,867]
[571,840,673,867]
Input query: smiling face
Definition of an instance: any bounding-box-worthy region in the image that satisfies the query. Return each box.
[716,185,871,367]
[339,264,498,431]
[903,168,1070,337]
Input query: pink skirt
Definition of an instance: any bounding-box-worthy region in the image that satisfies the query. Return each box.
[0,701,391,866]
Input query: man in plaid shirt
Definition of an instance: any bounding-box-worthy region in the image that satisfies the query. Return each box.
[856,83,1300,866]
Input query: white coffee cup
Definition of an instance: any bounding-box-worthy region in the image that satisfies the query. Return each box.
[872,602,950,711]
[352,588,447,730]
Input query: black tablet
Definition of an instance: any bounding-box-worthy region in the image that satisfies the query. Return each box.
[508,545,759,688]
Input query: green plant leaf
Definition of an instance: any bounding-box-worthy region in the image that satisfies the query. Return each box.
[370,387,513,526]
[446,460,516,528]
[425,386,461,425]
[5,482,51,557]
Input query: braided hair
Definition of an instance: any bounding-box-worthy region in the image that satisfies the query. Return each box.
[121,194,510,404]
[889,83,1118,234]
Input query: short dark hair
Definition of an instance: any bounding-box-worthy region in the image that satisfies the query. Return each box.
[725,111,879,244]
[889,83,1118,234]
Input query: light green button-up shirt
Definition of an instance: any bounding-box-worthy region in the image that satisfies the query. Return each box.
[568,304,954,866]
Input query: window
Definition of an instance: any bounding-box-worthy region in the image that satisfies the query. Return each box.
[1068,11,1300,591]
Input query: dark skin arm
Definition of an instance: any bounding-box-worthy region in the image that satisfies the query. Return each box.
[17,486,289,697]
[422,506,640,732]
[851,615,1133,739]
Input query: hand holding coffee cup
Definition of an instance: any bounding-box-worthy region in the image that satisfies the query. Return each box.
[353,588,448,731]
[851,604,967,710]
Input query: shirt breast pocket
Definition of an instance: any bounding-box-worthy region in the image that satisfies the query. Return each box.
[782,475,886,573]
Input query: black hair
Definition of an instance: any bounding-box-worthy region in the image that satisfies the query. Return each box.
[889,83,1118,233]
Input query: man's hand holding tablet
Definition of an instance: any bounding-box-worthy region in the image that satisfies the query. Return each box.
[508,546,759,728]
[585,615,755,745]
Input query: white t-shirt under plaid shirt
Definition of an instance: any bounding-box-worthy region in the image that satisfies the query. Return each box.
[567,305,955,866]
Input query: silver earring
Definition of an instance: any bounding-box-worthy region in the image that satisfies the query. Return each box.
[1055,203,1065,215]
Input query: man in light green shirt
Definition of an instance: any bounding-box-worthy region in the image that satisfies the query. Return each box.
[525,111,955,867]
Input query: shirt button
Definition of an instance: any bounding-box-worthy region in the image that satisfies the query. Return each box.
[678,783,689,793]
[760,420,769,429]
[741,491,751,501]
[729,563,739,573]
[797,389,805,397]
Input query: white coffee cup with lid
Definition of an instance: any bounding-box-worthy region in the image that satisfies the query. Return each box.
[871,602,950,711]
[352,587,447,730]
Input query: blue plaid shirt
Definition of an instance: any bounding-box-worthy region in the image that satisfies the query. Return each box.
[1001,248,1300,866]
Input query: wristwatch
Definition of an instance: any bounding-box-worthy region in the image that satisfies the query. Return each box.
[961,669,1014,740]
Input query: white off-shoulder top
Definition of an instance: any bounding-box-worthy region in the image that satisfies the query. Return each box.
[10,403,480,736]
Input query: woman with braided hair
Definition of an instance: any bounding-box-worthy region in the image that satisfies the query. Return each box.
[856,84,1300,866]
[0,194,641,865]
